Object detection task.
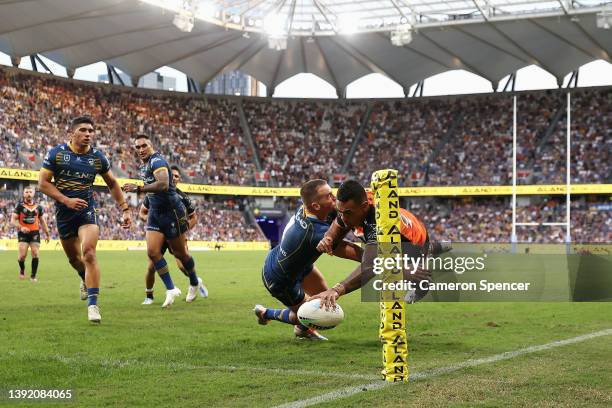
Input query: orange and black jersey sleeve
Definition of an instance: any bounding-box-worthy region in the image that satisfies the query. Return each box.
[338,191,427,246]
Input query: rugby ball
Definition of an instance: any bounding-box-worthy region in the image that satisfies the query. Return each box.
[297,299,344,330]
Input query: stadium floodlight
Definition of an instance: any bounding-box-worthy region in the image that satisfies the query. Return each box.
[596,10,612,29]
[265,13,288,50]
[337,13,361,34]
[268,36,287,51]
[173,9,194,32]
[198,2,217,19]
[390,25,412,46]
[264,13,286,37]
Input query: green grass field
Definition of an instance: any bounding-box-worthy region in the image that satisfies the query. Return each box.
[1,251,611,407]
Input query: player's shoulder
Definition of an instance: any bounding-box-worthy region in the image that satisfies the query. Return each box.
[149,152,167,164]
[14,200,24,211]
[91,146,108,158]
[293,207,312,230]
[45,143,67,156]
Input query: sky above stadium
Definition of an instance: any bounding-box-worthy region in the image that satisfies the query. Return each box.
[1,51,611,98]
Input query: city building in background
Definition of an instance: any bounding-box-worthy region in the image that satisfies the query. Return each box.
[98,71,176,91]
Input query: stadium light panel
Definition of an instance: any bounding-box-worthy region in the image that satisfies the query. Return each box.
[596,10,612,29]
[173,10,194,32]
[264,13,286,37]
[337,14,361,34]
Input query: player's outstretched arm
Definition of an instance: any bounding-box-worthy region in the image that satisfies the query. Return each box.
[312,243,377,308]
[317,219,350,255]
[38,169,88,210]
[101,170,132,229]
[332,241,363,262]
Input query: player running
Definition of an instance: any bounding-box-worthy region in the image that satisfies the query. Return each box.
[38,116,132,323]
[139,165,208,305]
[253,179,363,340]
[123,135,204,308]
[12,186,50,281]
[313,180,449,308]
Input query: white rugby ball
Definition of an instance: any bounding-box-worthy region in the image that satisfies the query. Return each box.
[297,299,344,330]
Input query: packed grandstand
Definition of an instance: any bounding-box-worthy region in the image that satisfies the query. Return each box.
[0,66,610,243]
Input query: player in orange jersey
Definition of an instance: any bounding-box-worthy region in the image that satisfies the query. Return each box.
[314,180,450,307]
[11,186,50,282]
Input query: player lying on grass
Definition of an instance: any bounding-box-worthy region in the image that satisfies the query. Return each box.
[138,165,207,305]
[313,180,450,308]
[254,179,363,340]
[39,116,132,323]
[123,135,205,308]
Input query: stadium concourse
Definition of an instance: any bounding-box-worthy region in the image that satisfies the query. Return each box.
[0,65,610,244]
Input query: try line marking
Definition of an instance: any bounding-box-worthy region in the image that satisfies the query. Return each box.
[273,328,612,408]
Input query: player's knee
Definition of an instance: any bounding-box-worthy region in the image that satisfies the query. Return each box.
[147,248,162,261]
[82,246,97,265]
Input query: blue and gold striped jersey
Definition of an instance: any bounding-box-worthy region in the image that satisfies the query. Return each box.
[42,143,110,210]
[139,152,181,210]
[264,207,334,282]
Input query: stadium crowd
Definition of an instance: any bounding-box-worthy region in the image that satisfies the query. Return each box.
[0,68,256,185]
[0,189,266,242]
[0,67,609,245]
[1,66,610,188]
[244,99,365,186]
[408,196,610,243]
[536,89,612,184]
[352,99,454,186]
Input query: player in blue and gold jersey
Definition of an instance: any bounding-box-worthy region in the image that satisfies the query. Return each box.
[138,165,207,305]
[123,135,205,308]
[253,180,363,340]
[38,116,132,323]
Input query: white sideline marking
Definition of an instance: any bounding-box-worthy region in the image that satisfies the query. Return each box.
[273,328,612,408]
[2,351,378,381]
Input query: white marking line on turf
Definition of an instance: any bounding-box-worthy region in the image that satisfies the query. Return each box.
[2,352,378,381]
[273,328,612,408]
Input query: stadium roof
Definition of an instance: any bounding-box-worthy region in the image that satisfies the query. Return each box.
[0,0,610,95]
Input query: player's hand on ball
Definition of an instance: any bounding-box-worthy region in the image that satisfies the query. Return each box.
[63,197,88,210]
[122,183,139,193]
[316,236,334,255]
[311,289,339,310]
